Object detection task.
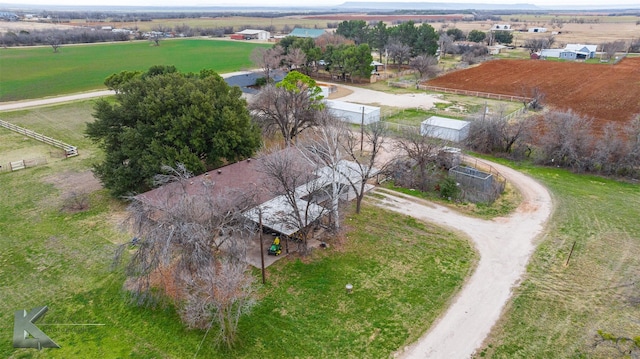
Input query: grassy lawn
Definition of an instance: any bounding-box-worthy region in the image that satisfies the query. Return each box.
[0,39,269,102]
[476,160,640,358]
[0,102,476,358]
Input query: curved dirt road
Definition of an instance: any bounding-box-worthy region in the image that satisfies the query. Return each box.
[375,159,552,358]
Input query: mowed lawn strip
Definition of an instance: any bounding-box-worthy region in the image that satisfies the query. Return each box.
[0,39,269,102]
[0,101,476,358]
[478,161,640,358]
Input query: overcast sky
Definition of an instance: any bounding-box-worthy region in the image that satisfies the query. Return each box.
[1,0,638,8]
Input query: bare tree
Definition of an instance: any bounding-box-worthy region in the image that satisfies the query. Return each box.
[115,164,257,348]
[439,33,454,58]
[314,33,353,51]
[250,46,283,82]
[386,39,411,71]
[523,35,555,53]
[601,40,626,61]
[257,148,326,254]
[393,127,443,192]
[285,47,307,70]
[592,122,629,175]
[46,35,62,53]
[536,110,595,171]
[341,122,387,214]
[466,105,533,155]
[520,86,545,110]
[298,118,347,232]
[249,72,328,146]
[409,54,440,83]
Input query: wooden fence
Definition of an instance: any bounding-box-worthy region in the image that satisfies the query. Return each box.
[417,85,532,103]
[0,119,78,157]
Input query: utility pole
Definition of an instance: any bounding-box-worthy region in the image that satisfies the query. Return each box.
[360,106,365,152]
[258,208,265,284]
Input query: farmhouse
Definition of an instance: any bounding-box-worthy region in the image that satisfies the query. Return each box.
[325,100,381,125]
[420,116,470,142]
[139,149,376,239]
[540,44,597,60]
[288,28,326,38]
[560,44,597,59]
[232,29,271,40]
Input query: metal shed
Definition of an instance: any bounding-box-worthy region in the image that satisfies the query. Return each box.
[420,116,470,142]
[325,100,380,125]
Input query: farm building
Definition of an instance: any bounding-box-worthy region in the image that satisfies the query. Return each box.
[325,100,380,125]
[233,29,271,40]
[420,116,470,142]
[528,27,547,33]
[288,28,326,38]
[371,61,384,73]
[560,44,597,59]
[540,44,597,60]
[539,48,562,58]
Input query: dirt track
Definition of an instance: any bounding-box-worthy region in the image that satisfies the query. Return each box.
[427,57,640,129]
[377,158,553,359]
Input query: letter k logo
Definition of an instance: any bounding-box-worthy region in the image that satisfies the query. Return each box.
[13,306,60,349]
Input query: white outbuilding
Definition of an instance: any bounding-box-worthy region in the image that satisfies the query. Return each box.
[325,100,380,125]
[420,116,470,142]
[235,29,271,40]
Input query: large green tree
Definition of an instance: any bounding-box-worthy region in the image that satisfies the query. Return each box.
[86,66,261,197]
[467,29,486,43]
[335,19,369,45]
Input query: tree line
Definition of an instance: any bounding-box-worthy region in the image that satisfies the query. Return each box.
[465,105,640,179]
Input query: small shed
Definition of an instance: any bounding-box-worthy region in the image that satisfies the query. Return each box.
[420,116,470,142]
[528,27,547,33]
[325,100,380,125]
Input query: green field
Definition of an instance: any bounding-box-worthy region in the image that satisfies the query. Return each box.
[0,39,269,102]
[0,102,476,358]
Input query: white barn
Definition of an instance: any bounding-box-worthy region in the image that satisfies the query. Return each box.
[421,116,470,142]
[235,29,271,40]
[325,100,380,125]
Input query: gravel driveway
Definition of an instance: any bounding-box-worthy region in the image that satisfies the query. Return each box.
[375,159,552,359]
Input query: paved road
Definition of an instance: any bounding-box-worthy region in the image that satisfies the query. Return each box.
[374,159,552,359]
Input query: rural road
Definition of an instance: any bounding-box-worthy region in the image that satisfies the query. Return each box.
[2,80,553,359]
[0,90,115,111]
[374,159,553,359]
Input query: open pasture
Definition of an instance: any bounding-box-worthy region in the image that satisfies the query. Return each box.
[0,38,269,102]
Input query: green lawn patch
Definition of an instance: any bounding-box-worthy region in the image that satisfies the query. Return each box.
[0,39,269,102]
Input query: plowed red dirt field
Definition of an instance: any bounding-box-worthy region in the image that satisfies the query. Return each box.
[427,58,640,129]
